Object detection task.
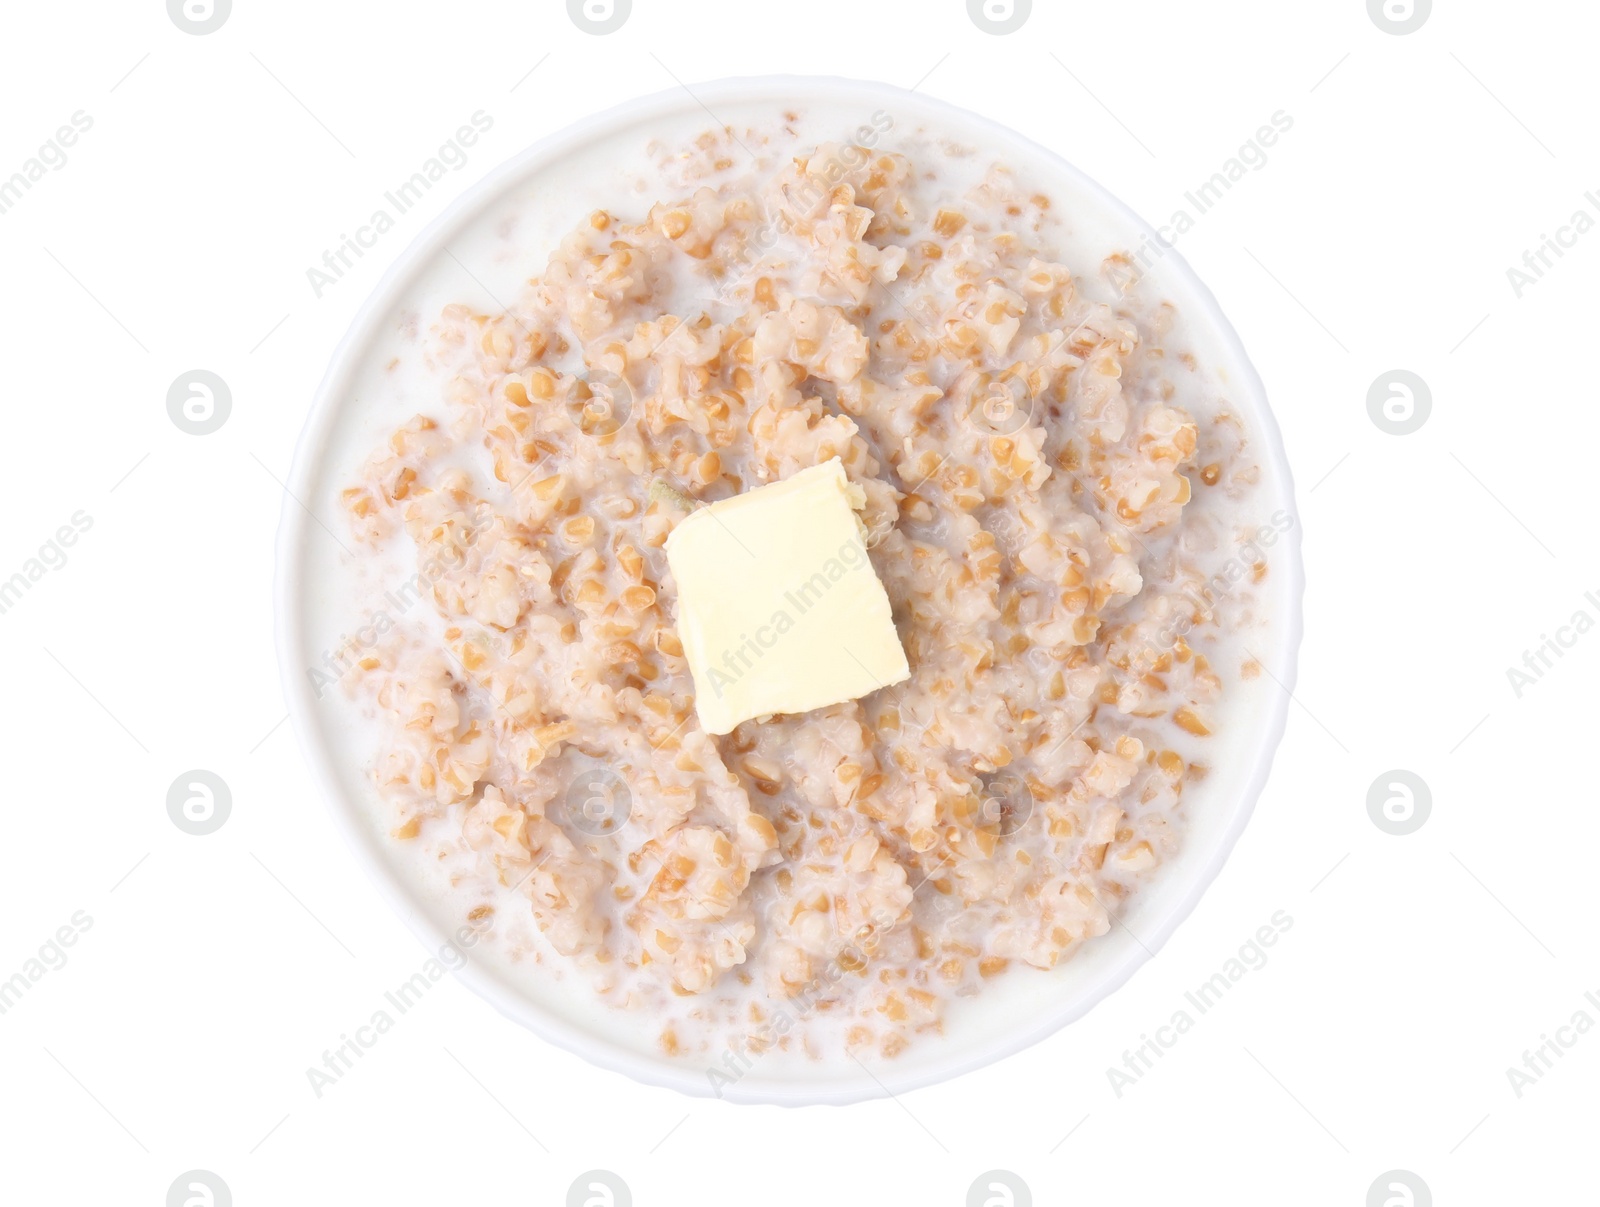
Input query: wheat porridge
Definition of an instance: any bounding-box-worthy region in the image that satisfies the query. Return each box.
[321,110,1284,1075]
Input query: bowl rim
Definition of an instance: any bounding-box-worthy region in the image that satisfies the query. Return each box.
[273,72,1305,1107]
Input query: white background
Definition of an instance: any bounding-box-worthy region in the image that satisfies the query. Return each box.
[1,0,1594,1203]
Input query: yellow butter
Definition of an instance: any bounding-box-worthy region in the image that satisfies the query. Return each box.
[664,458,910,736]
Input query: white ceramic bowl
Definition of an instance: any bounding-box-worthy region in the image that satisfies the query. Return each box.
[274,75,1304,1106]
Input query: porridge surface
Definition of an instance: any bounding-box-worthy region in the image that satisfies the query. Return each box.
[329,115,1276,1067]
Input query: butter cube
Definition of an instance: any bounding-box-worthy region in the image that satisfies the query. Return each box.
[664,458,910,736]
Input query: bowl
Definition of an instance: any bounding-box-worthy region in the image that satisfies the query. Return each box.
[274,74,1304,1105]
